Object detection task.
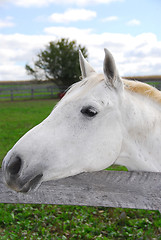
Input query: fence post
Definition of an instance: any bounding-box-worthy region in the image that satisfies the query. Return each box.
[10,89,14,101]
[50,87,54,98]
[31,88,34,99]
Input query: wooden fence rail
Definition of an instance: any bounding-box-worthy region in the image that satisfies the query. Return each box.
[0,169,161,211]
[0,85,62,101]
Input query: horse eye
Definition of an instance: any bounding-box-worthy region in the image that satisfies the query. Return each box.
[81,106,98,118]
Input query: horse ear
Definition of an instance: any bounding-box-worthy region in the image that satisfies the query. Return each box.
[103,48,123,90]
[79,50,96,78]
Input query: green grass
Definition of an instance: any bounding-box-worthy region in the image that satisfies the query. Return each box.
[0,99,161,239]
[0,99,56,162]
[1,204,161,240]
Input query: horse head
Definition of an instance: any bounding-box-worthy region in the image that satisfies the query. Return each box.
[2,49,124,192]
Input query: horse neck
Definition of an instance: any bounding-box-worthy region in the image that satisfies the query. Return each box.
[116,89,161,172]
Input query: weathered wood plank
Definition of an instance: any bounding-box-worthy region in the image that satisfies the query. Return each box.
[0,168,161,210]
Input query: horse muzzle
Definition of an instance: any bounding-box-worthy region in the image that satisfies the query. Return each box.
[2,152,43,193]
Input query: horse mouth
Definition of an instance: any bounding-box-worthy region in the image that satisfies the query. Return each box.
[19,173,43,193]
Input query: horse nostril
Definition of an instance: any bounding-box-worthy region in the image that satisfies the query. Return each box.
[7,156,22,176]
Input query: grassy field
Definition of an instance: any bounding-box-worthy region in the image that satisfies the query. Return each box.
[0,99,161,239]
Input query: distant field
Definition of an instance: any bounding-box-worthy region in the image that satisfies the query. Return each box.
[123,75,161,81]
[124,75,161,90]
[0,80,50,86]
[0,99,161,239]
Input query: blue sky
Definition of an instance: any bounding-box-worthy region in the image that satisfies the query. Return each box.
[0,0,161,80]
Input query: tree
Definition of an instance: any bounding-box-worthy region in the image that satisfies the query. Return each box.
[25,38,88,89]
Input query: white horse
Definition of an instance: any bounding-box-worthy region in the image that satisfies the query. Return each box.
[2,49,161,192]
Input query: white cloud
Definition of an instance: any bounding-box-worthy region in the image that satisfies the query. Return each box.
[0,16,15,28]
[0,33,56,81]
[1,29,161,81]
[127,19,141,26]
[49,8,96,23]
[44,27,93,40]
[3,0,124,7]
[0,64,28,81]
[102,16,118,22]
